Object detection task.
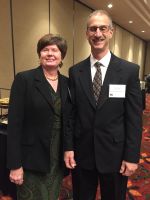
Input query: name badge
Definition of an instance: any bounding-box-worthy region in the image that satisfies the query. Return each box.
[109,84,126,98]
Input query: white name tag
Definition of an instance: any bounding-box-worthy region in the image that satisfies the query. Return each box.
[109,84,126,98]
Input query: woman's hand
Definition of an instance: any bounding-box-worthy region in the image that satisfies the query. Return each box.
[9,167,24,185]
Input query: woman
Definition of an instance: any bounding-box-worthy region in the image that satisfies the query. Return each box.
[7,34,73,200]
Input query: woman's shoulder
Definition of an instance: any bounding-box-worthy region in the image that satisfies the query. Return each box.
[16,67,39,78]
[14,67,43,84]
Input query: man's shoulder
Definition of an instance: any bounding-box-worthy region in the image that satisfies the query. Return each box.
[111,53,139,69]
[69,57,90,71]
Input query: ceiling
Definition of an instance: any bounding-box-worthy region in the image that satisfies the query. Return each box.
[79,0,150,42]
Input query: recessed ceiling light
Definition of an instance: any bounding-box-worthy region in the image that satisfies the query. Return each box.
[141,30,145,33]
[129,21,133,24]
[107,3,113,8]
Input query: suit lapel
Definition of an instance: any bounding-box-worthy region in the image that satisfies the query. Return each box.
[34,66,54,110]
[79,57,96,109]
[97,54,122,109]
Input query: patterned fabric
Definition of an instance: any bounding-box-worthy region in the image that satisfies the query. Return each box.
[92,62,102,103]
[17,84,64,200]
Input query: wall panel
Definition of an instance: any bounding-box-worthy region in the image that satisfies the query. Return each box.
[145,42,150,75]
[109,24,116,53]
[127,34,134,62]
[12,0,49,73]
[133,37,141,64]
[50,0,73,76]
[0,0,14,92]
[131,37,145,79]
[113,26,146,79]
[74,1,91,64]
[114,25,122,57]
[138,41,145,80]
[121,30,132,60]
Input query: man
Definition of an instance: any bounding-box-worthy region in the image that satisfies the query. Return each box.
[64,10,142,200]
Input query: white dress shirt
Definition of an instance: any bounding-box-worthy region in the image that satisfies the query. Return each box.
[90,51,111,84]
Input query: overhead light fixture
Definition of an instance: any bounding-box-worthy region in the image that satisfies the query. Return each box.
[107,3,113,8]
[129,21,133,24]
[141,30,145,33]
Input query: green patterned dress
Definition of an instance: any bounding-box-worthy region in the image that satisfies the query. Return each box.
[17,84,64,200]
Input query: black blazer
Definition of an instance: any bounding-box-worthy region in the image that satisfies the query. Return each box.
[65,53,143,173]
[7,66,73,173]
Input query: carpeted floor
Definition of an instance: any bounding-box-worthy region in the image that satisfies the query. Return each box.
[1,94,150,200]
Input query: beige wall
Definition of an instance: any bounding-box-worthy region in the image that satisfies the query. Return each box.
[0,0,14,96]
[12,0,49,73]
[145,42,150,76]
[50,0,73,75]
[112,26,146,80]
[113,26,123,57]
[0,0,148,96]
[74,2,91,64]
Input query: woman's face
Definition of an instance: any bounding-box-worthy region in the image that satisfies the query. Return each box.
[39,44,62,68]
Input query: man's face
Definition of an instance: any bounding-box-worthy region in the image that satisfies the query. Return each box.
[86,14,113,54]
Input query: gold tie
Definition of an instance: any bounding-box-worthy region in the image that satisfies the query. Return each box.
[93,62,102,103]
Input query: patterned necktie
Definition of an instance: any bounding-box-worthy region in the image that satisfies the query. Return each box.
[93,62,102,103]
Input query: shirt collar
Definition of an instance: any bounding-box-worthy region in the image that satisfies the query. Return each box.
[90,50,111,68]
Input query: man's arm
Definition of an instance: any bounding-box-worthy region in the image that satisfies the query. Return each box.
[64,68,76,169]
[121,64,143,176]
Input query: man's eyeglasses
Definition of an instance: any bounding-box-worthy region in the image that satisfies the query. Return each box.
[87,25,111,33]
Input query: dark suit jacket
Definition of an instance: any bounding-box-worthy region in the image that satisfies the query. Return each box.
[65,53,143,173]
[7,66,73,173]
